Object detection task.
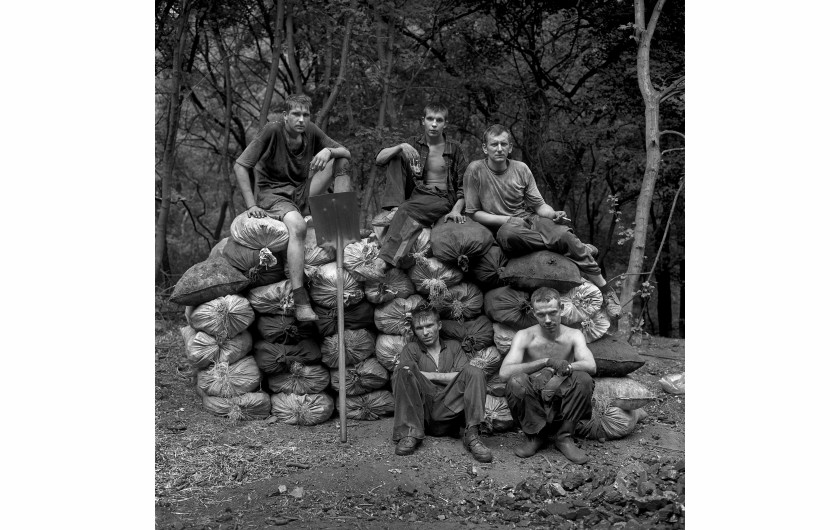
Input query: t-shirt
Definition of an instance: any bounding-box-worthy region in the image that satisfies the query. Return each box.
[236,121,342,198]
[463,159,546,219]
[397,339,468,375]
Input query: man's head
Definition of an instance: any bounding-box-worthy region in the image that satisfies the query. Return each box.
[530,287,564,334]
[421,103,448,140]
[482,124,512,164]
[410,307,442,348]
[282,94,312,134]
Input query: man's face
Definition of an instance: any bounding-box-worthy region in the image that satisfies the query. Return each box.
[422,111,447,139]
[532,299,562,334]
[483,132,511,163]
[412,317,442,347]
[283,105,311,134]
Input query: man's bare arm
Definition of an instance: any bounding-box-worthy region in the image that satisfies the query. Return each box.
[499,330,550,381]
[234,162,267,218]
[375,143,418,165]
[570,330,597,375]
[469,210,517,229]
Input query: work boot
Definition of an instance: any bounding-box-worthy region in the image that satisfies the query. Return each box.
[292,287,319,322]
[554,421,589,464]
[463,427,493,463]
[513,433,545,458]
[395,436,419,456]
[601,287,621,318]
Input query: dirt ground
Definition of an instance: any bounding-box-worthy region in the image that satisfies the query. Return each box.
[155,317,685,530]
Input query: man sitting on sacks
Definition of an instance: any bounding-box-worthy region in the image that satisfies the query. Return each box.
[233,94,352,322]
[499,287,596,463]
[391,305,493,463]
[375,102,469,267]
[463,124,620,315]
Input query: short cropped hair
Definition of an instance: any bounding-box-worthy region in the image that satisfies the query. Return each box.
[423,102,448,120]
[482,123,512,144]
[410,306,441,328]
[284,94,312,112]
[531,286,563,307]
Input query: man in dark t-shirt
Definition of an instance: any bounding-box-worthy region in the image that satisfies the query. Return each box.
[233,94,352,321]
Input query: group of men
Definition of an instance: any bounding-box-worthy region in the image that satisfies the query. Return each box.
[233,94,614,465]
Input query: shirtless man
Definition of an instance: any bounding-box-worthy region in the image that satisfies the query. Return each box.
[375,103,469,268]
[499,287,596,463]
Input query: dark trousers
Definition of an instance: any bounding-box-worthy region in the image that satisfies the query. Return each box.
[379,158,452,267]
[495,217,602,276]
[391,361,487,441]
[505,368,594,436]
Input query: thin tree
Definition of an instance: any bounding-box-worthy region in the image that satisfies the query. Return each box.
[258,0,286,129]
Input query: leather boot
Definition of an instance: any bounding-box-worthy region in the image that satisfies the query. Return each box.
[463,427,493,463]
[554,420,589,464]
[513,433,545,458]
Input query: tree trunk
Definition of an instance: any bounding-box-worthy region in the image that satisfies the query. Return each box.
[678,258,685,338]
[655,232,672,337]
[213,24,238,227]
[155,0,191,286]
[258,0,285,129]
[315,0,356,130]
[618,0,667,335]
[286,2,303,94]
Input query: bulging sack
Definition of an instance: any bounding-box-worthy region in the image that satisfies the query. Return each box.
[484,286,537,330]
[246,280,295,315]
[440,315,494,354]
[559,280,603,325]
[170,258,250,306]
[467,346,502,377]
[330,357,390,396]
[469,245,508,289]
[375,333,410,372]
[196,355,261,397]
[308,262,363,308]
[267,361,330,395]
[270,392,335,426]
[343,238,388,282]
[486,374,507,397]
[222,238,285,288]
[202,391,272,422]
[189,294,255,341]
[572,309,610,343]
[440,283,484,321]
[208,237,228,260]
[588,335,646,377]
[430,217,494,272]
[482,395,515,433]
[592,377,656,413]
[499,250,582,294]
[229,211,289,252]
[345,390,395,421]
[314,300,375,337]
[364,268,415,305]
[408,257,463,306]
[253,339,322,374]
[492,322,517,356]
[320,328,376,368]
[182,326,252,369]
[576,407,647,440]
[374,295,426,335]
[255,313,318,344]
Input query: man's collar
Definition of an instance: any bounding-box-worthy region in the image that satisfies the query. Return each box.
[416,133,454,154]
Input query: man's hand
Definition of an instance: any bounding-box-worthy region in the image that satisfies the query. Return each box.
[546,358,572,376]
[401,143,420,163]
[506,216,527,228]
[444,211,466,224]
[310,148,332,172]
[552,210,571,224]
[247,205,268,219]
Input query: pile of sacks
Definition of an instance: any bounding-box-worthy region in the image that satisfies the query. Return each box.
[169,209,652,439]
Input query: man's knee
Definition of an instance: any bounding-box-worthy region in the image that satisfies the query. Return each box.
[461,364,486,382]
[505,372,530,398]
[282,211,307,239]
[394,361,418,379]
[570,371,594,394]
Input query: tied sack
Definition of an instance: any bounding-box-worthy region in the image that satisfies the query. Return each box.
[321,328,376,368]
[202,391,271,422]
[255,313,318,344]
[346,390,395,421]
[283,226,336,279]
[267,361,330,395]
[313,300,375,337]
[482,395,515,434]
[181,326,252,369]
[592,377,656,413]
[588,335,646,377]
[170,258,250,306]
[253,339,322,374]
[408,257,463,306]
[499,250,582,294]
[576,407,648,440]
[440,315,495,354]
[271,392,335,426]
[343,238,388,282]
[492,322,517,356]
[559,280,604,325]
[222,238,285,288]
[440,283,484,321]
[308,262,363,308]
[430,216,494,272]
[571,309,610,343]
[374,295,426,336]
[330,357,390,396]
[229,211,289,252]
[208,237,227,260]
[196,355,261,397]
[246,280,295,315]
[365,268,416,305]
[189,294,255,341]
[467,346,502,377]
[469,245,508,289]
[484,286,537,330]
[375,333,410,372]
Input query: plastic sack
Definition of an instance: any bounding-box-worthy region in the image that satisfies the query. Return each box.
[254,313,318,344]
[559,280,603,325]
[440,283,484,321]
[169,258,250,306]
[229,211,289,252]
[308,262,363,308]
[440,315,494,354]
[469,245,508,289]
[499,250,582,294]
[181,326,252,369]
[270,392,335,426]
[430,217,494,272]
[364,268,416,305]
[201,391,272,422]
[345,390,395,421]
[482,395,515,434]
[267,361,330,395]
[196,355,261,397]
[592,377,656,413]
[189,294,255,341]
[253,339,322,374]
[573,309,610,343]
[375,333,410,372]
[343,238,388,282]
[208,237,228,260]
[484,286,537,330]
[492,322,517,356]
[588,335,646,377]
[313,300,375,337]
[371,209,398,242]
[374,295,426,336]
[659,372,685,394]
[408,257,463,306]
[222,238,285,288]
[320,328,376,368]
[246,280,295,315]
[330,357,390,396]
[467,346,502,377]
[576,407,648,440]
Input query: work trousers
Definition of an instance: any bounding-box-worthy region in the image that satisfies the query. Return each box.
[495,216,602,276]
[505,368,594,436]
[391,361,486,441]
